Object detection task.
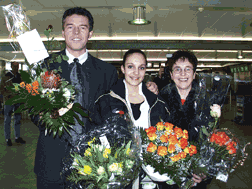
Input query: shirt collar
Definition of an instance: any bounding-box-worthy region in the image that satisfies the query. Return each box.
[65,49,89,65]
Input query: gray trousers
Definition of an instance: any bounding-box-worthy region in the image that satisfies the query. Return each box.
[4,104,22,140]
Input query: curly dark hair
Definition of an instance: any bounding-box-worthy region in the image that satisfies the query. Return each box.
[62,7,94,31]
[167,50,198,72]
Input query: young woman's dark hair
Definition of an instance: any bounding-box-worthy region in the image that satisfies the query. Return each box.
[168,50,198,72]
[62,7,94,31]
[122,49,147,67]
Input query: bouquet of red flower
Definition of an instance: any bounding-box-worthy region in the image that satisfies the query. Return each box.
[2,3,87,137]
[183,108,251,189]
[140,121,198,187]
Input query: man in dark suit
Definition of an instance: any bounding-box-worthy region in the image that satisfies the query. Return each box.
[33,7,118,189]
[33,7,158,189]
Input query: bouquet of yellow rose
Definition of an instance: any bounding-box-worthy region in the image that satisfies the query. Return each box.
[62,113,142,189]
[68,138,139,189]
[140,121,198,186]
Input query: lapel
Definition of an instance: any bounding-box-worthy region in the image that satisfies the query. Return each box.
[58,50,71,82]
[80,53,100,108]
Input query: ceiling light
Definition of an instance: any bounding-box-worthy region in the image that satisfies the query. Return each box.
[128,6,151,25]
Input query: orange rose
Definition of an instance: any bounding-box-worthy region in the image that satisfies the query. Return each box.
[156,122,164,131]
[210,133,217,143]
[160,134,168,143]
[170,155,180,162]
[145,126,156,134]
[168,144,176,153]
[183,130,189,139]
[164,122,174,127]
[189,145,197,156]
[168,134,178,145]
[174,127,183,138]
[184,147,190,154]
[157,146,167,156]
[147,142,157,153]
[178,151,187,159]
[147,131,157,141]
[20,82,25,88]
[229,147,237,154]
[178,138,188,149]
[164,122,174,134]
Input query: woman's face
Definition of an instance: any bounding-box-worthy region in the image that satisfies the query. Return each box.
[170,58,195,91]
[121,53,146,87]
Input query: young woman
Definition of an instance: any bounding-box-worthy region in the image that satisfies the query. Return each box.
[94,49,169,130]
[93,49,170,189]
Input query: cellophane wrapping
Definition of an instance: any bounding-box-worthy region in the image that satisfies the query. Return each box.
[62,113,142,189]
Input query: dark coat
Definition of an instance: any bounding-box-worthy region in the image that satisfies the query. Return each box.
[93,78,170,127]
[0,71,22,102]
[159,81,215,141]
[32,50,118,181]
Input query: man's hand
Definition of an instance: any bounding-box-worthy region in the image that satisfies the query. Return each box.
[146,81,158,95]
[58,103,73,116]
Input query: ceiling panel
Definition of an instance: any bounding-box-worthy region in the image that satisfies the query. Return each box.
[0,0,252,70]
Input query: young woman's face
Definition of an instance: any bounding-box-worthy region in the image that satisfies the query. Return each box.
[170,58,195,91]
[121,53,146,87]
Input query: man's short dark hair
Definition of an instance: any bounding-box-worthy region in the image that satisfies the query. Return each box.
[122,49,147,67]
[168,50,198,72]
[62,7,94,31]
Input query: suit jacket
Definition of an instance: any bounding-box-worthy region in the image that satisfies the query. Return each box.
[33,50,118,181]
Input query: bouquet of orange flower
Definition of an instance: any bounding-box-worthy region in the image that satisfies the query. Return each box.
[140,121,198,187]
[182,108,251,189]
[3,3,87,137]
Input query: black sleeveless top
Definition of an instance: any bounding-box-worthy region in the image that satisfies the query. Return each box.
[130,101,144,120]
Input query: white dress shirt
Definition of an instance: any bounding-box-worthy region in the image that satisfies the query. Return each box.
[65,49,89,65]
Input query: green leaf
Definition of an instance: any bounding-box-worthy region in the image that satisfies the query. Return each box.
[62,55,69,61]
[201,126,209,136]
[58,66,62,73]
[44,29,50,38]
[56,55,62,63]
[20,70,32,83]
[71,103,89,117]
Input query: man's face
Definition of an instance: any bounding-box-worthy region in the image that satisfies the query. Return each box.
[62,14,93,54]
[170,58,195,91]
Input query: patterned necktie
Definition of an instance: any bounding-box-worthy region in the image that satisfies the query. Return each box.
[69,58,83,145]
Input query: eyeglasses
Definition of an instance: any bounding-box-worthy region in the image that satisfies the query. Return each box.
[172,67,193,74]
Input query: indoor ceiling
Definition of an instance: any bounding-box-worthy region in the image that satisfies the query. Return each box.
[0,0,252,72]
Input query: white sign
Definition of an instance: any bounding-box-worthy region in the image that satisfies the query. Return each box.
[17,29,49,64]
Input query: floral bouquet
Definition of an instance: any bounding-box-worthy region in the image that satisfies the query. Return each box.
[140,121,198,187]
[62,112,142,189]
[183,108,251,188]
[2,3,87,137]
